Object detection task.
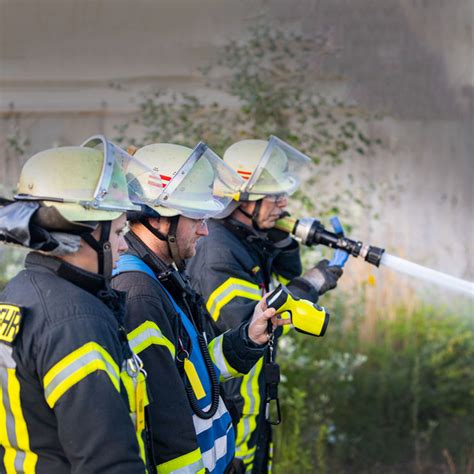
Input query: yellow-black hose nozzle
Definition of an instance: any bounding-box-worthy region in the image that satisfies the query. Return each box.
[266,284,330,337]
[275,216,385,267]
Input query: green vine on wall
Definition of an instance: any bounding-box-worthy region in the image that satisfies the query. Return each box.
[115,19,383,230]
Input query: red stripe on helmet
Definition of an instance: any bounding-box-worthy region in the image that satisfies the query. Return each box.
[237,170,252,181]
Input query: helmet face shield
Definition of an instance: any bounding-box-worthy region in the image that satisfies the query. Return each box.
[15,137,147,222]
[81,135,160,212]
[244,136,311,197]
[158,143,244,219]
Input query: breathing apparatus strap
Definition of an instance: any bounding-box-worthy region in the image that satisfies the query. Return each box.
[252,199,263,229]
[81,221,113,280]
[140,217,167,242]
[140,216,185,272]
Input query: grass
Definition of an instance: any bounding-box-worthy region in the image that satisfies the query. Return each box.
[273,268,474,473]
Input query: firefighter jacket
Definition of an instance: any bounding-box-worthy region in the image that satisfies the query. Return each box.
[111,231,267,474]
[0,252,147,474]
[187,218,319,473]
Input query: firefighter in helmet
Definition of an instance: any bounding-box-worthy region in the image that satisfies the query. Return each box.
[187,137,345,472]
[112,142,289,473]
[0,136,153,473]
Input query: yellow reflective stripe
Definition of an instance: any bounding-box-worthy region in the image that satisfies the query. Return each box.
[157,447,205,474]
[240,357,263,415]
[275,273,290,285]
[7,369,37,473]
[43,342,120,408]
[137,431,146,471]
[0,371,15,474]
[0,366,38,473]
[235,414,258,456]
[128,321,175,359]
[206,278,261,321]
[208,335,241,381]
[235,442,256,473]
[235,442,256,460]
[235,357,263,463]
[121,371,135,405]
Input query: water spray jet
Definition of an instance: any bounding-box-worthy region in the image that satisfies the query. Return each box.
[275,216,474,298]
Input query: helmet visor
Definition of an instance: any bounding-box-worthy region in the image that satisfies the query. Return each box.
[81,135,161,212]
[244,136,311,197]
[158,143,244,219]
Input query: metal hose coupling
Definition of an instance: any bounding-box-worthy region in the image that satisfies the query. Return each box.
[275,216,385,267]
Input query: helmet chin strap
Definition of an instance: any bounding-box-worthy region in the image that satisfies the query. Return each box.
[81,221,113,280]
[141,216,185,271]
[140,217,168,242]
[167,216,185,271]
[238,200,264,231]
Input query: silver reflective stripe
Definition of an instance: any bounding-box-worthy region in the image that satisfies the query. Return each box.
[128,323,175,358]
[192,398,228,435]
[210,336,232,380]
[15,447,26,473]
[0,346,25,472]
[44,349,119,400]
[245,365,258,413]
[201,424,231,472]
[236,450,255,461]
[0,345,16,370]
[169,457,205,474]
[128,325,162,352]
[208,283,261,319]
[240,416,251,444]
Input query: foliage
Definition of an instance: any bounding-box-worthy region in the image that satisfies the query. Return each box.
[0,109,31,291]
[115,20,382,225]
[273,298,474,473]
[0,247,27,291]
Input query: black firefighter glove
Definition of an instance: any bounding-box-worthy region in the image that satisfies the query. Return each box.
[302,259,343,296]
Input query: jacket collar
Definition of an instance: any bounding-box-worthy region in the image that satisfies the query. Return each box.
[220,217,268,244]
[25,251,112,296]
[26,252,127,322]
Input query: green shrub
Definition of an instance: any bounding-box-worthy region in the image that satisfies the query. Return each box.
[274,300,474,473]
[0,248,27,291]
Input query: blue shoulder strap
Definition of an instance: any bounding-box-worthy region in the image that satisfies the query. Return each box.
[113,254,158,281]
[114,253,215,404]
[114,254,191,322]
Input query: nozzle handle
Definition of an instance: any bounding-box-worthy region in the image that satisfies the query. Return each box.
[329,216,344,236]
[329,250,350,268]
[328,216,350,268]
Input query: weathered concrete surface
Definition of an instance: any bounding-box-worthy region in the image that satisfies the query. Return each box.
[0,0,472,294]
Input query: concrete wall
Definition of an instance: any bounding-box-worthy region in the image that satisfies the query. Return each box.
[1,0,472,296]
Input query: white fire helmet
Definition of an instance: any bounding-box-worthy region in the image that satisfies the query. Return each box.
[223,136,311,202]
[128,142,244,219]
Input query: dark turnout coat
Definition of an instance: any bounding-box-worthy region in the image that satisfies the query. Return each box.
[112,231,267,473]
[0,252,146,474]
[187,218,318,473]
